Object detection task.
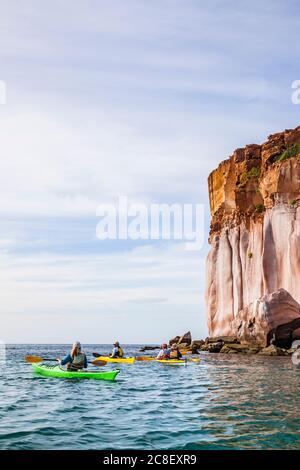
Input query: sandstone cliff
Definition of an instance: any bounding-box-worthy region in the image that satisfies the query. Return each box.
[206,125,300,347]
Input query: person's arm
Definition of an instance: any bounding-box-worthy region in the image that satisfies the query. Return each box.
[60,353,72,366]
[156,350,163,359]
[111,347,118,358]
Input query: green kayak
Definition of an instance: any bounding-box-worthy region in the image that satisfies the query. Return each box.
[32,363,120,381]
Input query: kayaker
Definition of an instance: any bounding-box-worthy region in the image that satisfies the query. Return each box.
[169,344,183,360]
[156,343,171,359]
[110,341,124,358]
[58,341,87,370]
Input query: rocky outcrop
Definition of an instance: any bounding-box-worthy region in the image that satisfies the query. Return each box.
[233,289,300,347]
[190,340,204,350]
[206,125,300,347]
[139,345,160,352]
[207,342,223,353]
[169,331,192,346]
[258,345,289,356]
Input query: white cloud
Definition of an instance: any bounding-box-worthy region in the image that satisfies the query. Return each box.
[0,243,207,343]
[0,0,299,343]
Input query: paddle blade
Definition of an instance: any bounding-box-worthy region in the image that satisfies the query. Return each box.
[136,356,155,361]
[92,352,101,358]
[25,355,43,363]
[91,359,107,366]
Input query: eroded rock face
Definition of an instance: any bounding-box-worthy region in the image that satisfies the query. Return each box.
[206,126,300,347]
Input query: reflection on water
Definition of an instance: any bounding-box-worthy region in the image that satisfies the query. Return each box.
[0,345,299,449]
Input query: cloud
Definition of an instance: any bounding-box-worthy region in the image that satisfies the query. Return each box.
[0,0,299,342]
[0,243,207,343]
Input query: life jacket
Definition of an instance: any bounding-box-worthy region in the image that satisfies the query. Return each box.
[69,352,86,370]
[116,346,124,358]
[169,350,179,359]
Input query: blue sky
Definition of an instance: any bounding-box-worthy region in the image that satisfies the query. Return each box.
[0,0,300,343]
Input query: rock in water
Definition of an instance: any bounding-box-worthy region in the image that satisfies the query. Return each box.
[190,340,204,352]
[207,336,239,344]
[169,336,180,346]
[178,331,192,345]
[207,342,223,353]
[233,289,300,347]
[258,345,289,356]
[206,125,300,347]
[169,331,192,346]
[139,345,160,352]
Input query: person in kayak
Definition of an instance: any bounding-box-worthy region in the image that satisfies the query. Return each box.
[110,341,124,358]
[169,344,183,360]
[59,341,87,370]
[156,343,171,359]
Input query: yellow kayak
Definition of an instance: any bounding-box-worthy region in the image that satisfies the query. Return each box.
[137,356,200,364]
[94,356,136,365]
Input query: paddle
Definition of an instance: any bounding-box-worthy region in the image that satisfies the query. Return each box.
[136,356,155,361]
[25,355,107,367]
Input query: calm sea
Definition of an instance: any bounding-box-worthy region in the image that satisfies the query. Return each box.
[0,344,299,450]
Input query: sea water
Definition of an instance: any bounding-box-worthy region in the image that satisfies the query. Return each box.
[0,344,299,450]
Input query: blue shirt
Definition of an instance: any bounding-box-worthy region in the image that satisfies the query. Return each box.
[157,348,171,358]
[61,353,87,368]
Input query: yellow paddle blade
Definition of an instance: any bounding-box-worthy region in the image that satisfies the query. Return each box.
[25,355,44,363]
[188,358,200,363]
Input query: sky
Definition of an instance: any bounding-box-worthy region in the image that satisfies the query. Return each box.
[1,0,300,343]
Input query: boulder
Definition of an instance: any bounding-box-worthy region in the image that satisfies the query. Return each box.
[258,345,289,356]
[139,345,160,352]
[220,343,260,354]
[178,331,192,346]
[169,336,180,346]
[190,340,204,354]
[234,289,300,348]
[220,345,239,354]
[207,336,239,344]
[191,340,205,349]
[247,347,261,354]
[292,328,300,340]
[286,348,297,355]
[177,342,189,350]
[208,342,224,353]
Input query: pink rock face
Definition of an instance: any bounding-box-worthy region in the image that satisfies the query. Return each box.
[206,126,300,346]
